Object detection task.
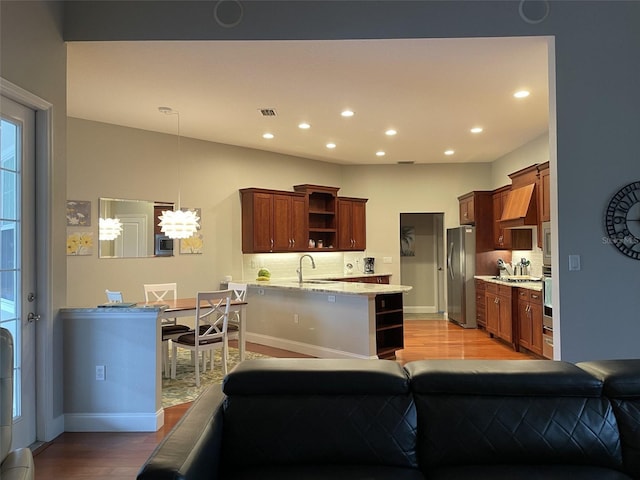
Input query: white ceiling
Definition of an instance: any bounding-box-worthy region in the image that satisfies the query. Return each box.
[67,36,550,166]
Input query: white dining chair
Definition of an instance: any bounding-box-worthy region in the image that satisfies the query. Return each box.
[226,282,247,360]
[105,289,123,303]
[171,290,232,387]
[144,282,190,377]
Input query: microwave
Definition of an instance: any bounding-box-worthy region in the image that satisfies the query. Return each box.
[155,234,174,256]
[542,221,552,266]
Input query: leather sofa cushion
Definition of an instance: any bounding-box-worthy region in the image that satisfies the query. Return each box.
[428,464,632,479]
[222,464,426,480]
[406,360,622,472]
[223,358,409,395]
[222,394,417,469]
[405,359,603,396]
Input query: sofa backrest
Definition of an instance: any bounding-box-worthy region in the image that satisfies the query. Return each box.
[220,358,417,470]
[405,359,623,472]
[578,359,640,479]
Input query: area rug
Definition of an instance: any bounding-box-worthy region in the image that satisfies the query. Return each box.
[162,348,270,408]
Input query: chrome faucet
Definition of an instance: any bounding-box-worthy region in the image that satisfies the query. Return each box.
[297,254,316,283]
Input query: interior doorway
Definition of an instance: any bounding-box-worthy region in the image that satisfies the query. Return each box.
[400,213,445,315]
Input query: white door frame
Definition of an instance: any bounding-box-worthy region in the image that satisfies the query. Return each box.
[1,78,58,443]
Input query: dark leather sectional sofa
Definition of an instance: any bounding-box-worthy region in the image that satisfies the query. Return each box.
[137,358,640,479]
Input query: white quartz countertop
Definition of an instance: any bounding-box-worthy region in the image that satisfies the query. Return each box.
[60,305,167,313]
[475,275,543,291]
[243,278,412,296]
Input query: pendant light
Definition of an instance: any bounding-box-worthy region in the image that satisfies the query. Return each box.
[157,106,200,239]
[98,217,123,241]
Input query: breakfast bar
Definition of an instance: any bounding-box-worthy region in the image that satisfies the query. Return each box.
[244,279,412,359]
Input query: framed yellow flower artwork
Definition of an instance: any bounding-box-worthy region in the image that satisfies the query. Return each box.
[180,232,203,254]
[67,231,94,256]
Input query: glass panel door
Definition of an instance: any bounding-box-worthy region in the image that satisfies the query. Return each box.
[1,95,36,447]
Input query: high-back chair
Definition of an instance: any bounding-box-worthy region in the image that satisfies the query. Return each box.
[226,282,247,359]
[171,290,232,387]
[143,283,190,377]
[105,289,123,303]
[1,328,35,480]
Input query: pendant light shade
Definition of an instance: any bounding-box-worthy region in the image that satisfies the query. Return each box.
[99,217,123,241]
[158,209,200,239]
[158,106,201,240]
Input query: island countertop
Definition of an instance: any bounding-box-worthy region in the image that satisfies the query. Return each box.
[242,278,412,296]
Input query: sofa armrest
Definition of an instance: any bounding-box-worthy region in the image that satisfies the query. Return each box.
[1,447,34,480]
[137,385,225,480]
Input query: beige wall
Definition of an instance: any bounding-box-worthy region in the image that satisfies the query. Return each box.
[67,118,548,308]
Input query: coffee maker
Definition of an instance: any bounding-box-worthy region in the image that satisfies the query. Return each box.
[363,257,375,274]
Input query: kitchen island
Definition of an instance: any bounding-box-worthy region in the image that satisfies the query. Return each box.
[243,279,412,359]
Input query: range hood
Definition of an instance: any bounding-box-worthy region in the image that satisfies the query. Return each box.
[499,183,538,229]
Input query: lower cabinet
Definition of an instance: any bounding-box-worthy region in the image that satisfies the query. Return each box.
[517,288,543,356]
[485,283,515,349]
[475,279,486,329]
[375,293,404,359]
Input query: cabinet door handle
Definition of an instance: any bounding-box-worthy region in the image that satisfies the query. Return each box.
[291,238,295,247]
[270,238,274,251]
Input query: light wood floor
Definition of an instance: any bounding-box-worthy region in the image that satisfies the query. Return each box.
[32,320,533,479]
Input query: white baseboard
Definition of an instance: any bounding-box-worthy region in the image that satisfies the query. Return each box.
[404,305,438,314]
[246,332,377,359]
[64,409,164,432]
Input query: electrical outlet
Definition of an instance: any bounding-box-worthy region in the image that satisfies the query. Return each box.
[96,365,105,381]
[258,288,265,296]
[383,256,392,264]
[250,260,256,269]
[293,313,299,324]
[328,295,336,303]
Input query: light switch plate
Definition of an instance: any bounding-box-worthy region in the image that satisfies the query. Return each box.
[383,256,392,264]
[568,254,581,271]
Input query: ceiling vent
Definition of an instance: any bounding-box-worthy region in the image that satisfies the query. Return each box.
[259,108,277,117]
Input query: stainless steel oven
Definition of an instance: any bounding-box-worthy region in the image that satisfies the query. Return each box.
[542,264,553,359]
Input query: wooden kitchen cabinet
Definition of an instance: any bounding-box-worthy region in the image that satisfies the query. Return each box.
[240,188,307,253]
[492,186,512,249]
[337,197,367,250]
[517,288,543,356]
[536,162,550,248]
[458,192,475,225]
[336,275,390,284]
[375,292,404,359]
[294,184,339,250]
[475,279,486,329]
[485,283,515,348]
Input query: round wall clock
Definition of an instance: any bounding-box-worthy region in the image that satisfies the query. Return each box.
[604,180,640,260]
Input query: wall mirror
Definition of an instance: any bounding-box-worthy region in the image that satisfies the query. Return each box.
[99,197,174,258]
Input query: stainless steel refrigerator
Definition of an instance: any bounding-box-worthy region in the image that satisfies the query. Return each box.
[446,226,477,328]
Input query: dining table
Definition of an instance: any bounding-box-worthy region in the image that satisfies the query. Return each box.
[143,297,248,361]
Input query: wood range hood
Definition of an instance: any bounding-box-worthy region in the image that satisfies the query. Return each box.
[499,183,538,229]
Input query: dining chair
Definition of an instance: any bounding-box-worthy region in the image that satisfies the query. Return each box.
[144,282,190,377]
[105,289,123,303]
[226,282,247,360]
[171,290,232,387]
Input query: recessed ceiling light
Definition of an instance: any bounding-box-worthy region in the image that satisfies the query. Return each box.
[298,122,311,129]
[376,151,386,157]
[444,150,455,156]
[513,90,530,98]
[262,133,274,139]
[326,143,336,149]
[470,127,483,134]
[385,129,397,136]
[341,110,354,117]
